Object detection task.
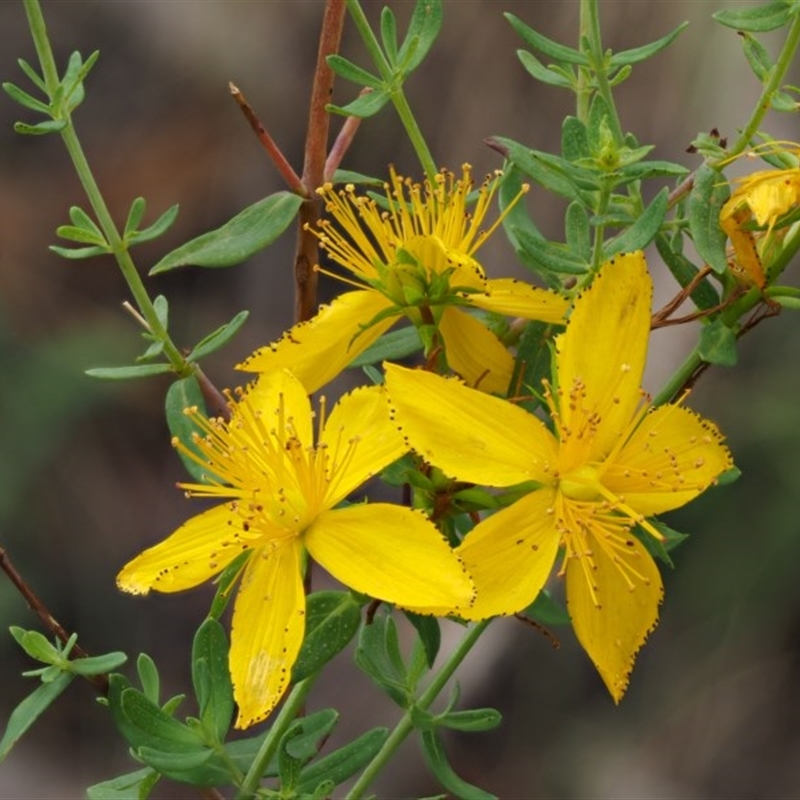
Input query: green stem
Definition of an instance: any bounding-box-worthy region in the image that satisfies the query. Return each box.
[345,0,437,182]
[345,619,491,800]
[23,0,191,376]
[235,676,318,799]
[723,10,800,161]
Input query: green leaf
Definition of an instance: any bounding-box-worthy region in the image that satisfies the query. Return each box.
[326,55,383,90]
[713,1,794,32]
[740,31,773,81]
[124,197,148,238]
[292,591,363,683]
[2,81,50,114]
[208,552,250,620]
[284,709,339,762]
[85,363,174,380]
[165,375,220,484]
[187,310,249,362]
[278,726,305,792]
[655,234,720,312]
[496,136,582,201]
[698,318,738,366]
[135,745,231,787]
[603,187,669,258]
[609,22,688,66]
[296,727,389,794]
[404,612,440,669]
[380,7,399,64]
[565,201,591,260]
[689,164,730,274]
[119,687,203,752]
[55,225,107,246]
[0,672,74,764]
[397,0,443,73]
[137,653,161,705]
[14,119,67,135]
[191,618,233,743]
[524,588,571,627]
[505,13,588,64]
[636,519,689,569]
[771,90,798,112]
[150,192,303,274]
[68,652,127,675]
[49,243,108,259]
[17,58,47,93]
[420,729,496,800]
[10,627,60,663]
[355,612,409,707]
[327,89,392,119]
[128,204,180,246]
[86,767,160,800]
[347,325,422,367]
[561,116,590,162]
[516,51,574,88]
[433,707,502,733]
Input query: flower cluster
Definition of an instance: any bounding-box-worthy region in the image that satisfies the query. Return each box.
[119,168,733,727]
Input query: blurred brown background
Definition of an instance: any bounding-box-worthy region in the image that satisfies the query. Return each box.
[2,1,800,797]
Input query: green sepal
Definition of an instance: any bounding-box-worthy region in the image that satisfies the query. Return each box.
[150,191,303,274]
[354,611,409,707]
[347,325,422,368]
[85,363,174,380]
[404,611,441,669]
[291,591,363,684]
[208,551,250,620]
[191,618,234,744]
[0,672,74,765]
[187,310,249,362]
[86,767,160,800]
[326,55,383,90]
[295,727,389,795]
[505,13,588,65]
[718,465,742,486]
[608,21,688,66]
[420,728,497,800]
[165,375,221,484]
[644,519,689,568]
[713,1,794,32]
[698,318,738,366]
[688,164,730,275]
[524,588,571,627]
[603,187,669,258]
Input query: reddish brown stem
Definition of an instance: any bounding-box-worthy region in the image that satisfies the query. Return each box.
[230,82,306,196]
[324,92,368,182]
[0,546,108,695]
[295,0,347,324]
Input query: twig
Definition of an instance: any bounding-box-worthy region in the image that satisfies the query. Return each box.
[324,91,368,181]
[0,546,108,695]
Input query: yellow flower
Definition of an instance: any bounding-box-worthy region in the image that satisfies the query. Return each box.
[117,369,473,728]
[385,252,733,701]
[239,165,568,395]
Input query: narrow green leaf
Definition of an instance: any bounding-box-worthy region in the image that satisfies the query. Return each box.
[655,234,720,311]
[347,325,421,367]
[137,653,161,705]
[512,225,590,275]
[191,619,233,743]
[68,652,127,675]
[119,687,203,751]
[609,22,688,66]
[516,51,574,88]
[421,729,497,800]
[10,628,60,663]
[397,0,443,73]
[278,726,305,791]
[2,82,50,114]
[49,244,107,259]
[187,310,249,362]
[0,672,74,764]
[435,707,502,732]
[380,7,399,65]
[85,363,173,380]
[713,1,794,32]
[86,767,160,800]
[561,116,590,162]
[505,13,588,64]
[17,58,47,93]
[150,192,303,274]
[524,588,571,627]
[698,318,738,366]
[128,204,180,246]
[327,89,392,119]
[496,136,581,201]
[326,55,384,90]
[124,197,148,238]
[135,745,231,787]
[14,119,67,135]
[56,224,107,246]
[208,552,250,621]
[741,31,773,81]
[637,519,689,569]
[165,375,219,484]
[404,612,440,669]
[355,612,409,707]
[771,90,798,112]
[296,728,389,794]
[152,294,169,330]
[564,201,590,260]
[292,591,363,684]
[604,187,669,258]
[688,164,730,275]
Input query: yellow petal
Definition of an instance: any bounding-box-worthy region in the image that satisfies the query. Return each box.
[237,290,397,394]
[565,522,663,702]
[603,403,733,516]
[468,278,568,323]
[117,504,247,595]
[438,306,515,395]
[384,363,557,486]
[230,540,305,728]
[248,368,314,451]
[319,385,407,507]
[305,504,474,609]
[456,489,561,620]
[557,252,651,467]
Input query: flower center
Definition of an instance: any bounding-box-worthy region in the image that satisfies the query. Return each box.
[558,464,603,502]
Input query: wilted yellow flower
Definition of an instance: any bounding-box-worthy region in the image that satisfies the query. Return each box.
[118,369,473,727]
[239,165,567,395]
[385,252,733,701]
